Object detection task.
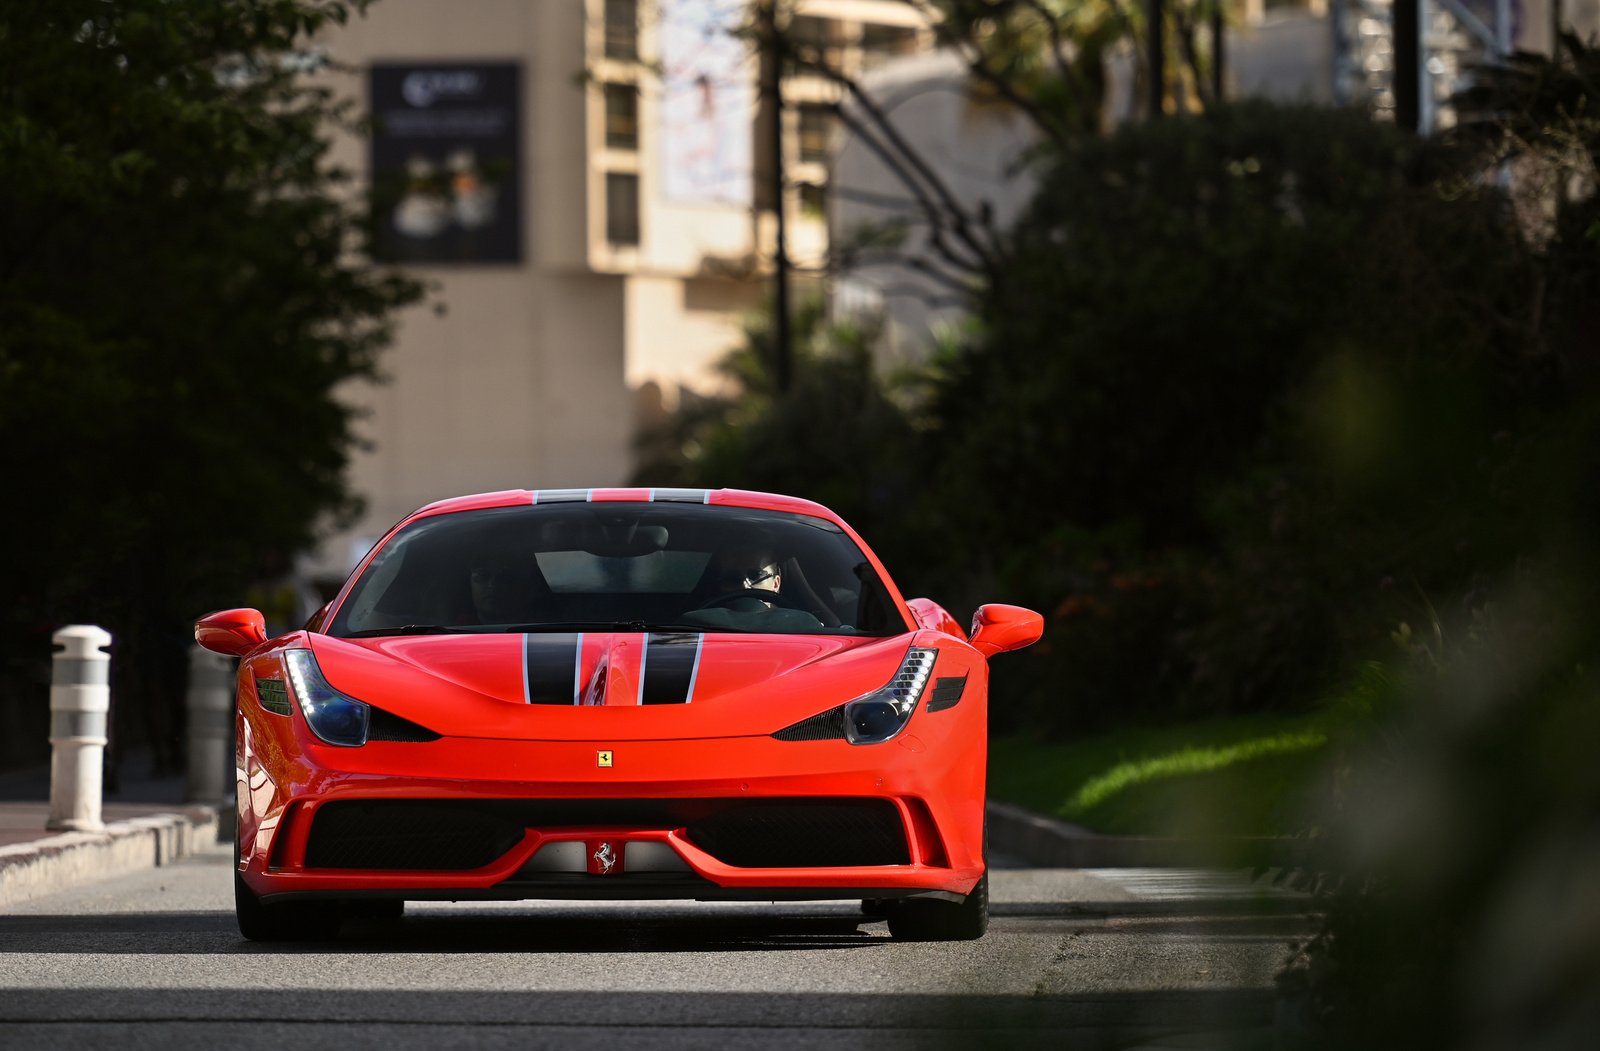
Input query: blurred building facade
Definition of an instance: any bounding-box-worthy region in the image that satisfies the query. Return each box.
[305,0,936,587]
[830,0,1600,361]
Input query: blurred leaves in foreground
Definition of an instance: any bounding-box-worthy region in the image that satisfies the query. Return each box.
[1282,574,1600,1048]
[0,0,420,769]
[1283,44,1600,1045]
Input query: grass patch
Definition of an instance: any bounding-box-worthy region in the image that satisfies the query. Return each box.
[988,713,1332,837]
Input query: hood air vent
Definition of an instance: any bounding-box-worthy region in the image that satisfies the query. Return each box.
[771,705,848,741]
[367,706,442,742]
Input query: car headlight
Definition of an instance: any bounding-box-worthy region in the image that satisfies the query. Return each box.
[283,648,369,747]
[844,646,938,745]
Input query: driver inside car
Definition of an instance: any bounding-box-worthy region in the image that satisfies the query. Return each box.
[714,547,784,610]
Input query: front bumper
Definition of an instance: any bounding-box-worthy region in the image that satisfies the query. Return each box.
[238,726,987,904]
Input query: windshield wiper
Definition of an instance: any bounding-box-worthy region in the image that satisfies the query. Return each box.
[342,624,471,638]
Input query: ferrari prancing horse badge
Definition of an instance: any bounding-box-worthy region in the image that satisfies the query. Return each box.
[597,750,613,767]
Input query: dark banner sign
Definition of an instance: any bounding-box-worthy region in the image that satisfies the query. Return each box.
[370,63,521,264]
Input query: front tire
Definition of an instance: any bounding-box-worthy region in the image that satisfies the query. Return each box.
[886,871,989,941]
[234,827,340,942]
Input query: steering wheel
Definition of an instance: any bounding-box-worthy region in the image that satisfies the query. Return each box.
[696,588,808,612]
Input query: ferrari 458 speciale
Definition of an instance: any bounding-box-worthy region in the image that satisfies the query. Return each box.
[195,487,1042,941]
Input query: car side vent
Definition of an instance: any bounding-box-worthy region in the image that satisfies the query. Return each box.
[367,706,442,742]
[925,676,968,713]
[772,705,848,741]
[254,677,292,717]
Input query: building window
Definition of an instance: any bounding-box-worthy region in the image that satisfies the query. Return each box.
[789,15,837,53]
[604,83,639,150]
[798,104,832,164]
[787,15,837,70]
[604,0,638,61]
[799,181,826,219]
[605,171,640,244]
[860,23,918,69]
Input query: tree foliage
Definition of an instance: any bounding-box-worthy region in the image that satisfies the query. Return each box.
[1274,35,1600,1048]
[635,302,922,580]
[0,0,420,770]
[649,76,1599,738]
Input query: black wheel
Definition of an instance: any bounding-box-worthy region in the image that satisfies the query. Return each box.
[234,826,341,942]
[886,871,989,942]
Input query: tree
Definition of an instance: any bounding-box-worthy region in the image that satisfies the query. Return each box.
[634,301,923,577]
[1276,39,1600,1046]
[0,0,421,774]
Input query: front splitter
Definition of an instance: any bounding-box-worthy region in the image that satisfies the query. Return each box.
[260,876,968,906]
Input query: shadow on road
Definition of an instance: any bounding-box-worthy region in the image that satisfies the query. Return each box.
[0,907,1309,957]
[0,906,894,954]
[0,986,1278,1049]
[0,906,1301,1047]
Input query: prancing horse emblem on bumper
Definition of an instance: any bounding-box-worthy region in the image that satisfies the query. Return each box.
[593,841,617,874]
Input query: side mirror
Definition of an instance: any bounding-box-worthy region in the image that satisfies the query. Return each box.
[968,604,1043,657]
[195,608,268,656]
[905,598,968,641]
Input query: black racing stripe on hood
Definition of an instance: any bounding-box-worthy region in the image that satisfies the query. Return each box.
[640,633,702,705]
[524,633,580,704]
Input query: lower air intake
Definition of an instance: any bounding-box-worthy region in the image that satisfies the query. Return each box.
[305,801,524,871]
[687,800,910,867]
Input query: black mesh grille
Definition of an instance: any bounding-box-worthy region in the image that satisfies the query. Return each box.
[305,801,523,870]
[367,706,442,742]
[687,800,910,867]
[772,705,848,741]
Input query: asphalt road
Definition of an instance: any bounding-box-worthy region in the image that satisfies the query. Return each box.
[0,845,1311,1050]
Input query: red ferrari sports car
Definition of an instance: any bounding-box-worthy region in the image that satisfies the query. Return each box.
[196,487,1041,942]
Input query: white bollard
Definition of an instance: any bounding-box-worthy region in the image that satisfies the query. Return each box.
[186,646,235,803]
[47,625,112,832]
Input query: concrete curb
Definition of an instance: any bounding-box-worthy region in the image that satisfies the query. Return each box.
[986,799,1311,868]
[0,808,218,909]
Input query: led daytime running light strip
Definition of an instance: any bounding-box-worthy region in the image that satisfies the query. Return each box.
[887,648,937,713]
[283,649,317,722]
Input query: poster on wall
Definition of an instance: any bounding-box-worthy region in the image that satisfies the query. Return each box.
[660,0,752,206]
[369,63,521,263]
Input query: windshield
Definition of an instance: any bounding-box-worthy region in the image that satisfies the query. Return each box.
[326,502,908,638]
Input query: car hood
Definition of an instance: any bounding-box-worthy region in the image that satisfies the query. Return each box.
[306,631,928,741]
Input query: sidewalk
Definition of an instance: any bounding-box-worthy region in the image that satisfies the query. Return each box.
[0,802,220,909]
[0,801,218,848]
[0,757,223,909]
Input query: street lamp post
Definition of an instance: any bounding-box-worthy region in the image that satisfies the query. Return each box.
[758,1,793,394]
[1394,0,1420,132]
[1148,0,1165,117]
[1211,1,1225,103]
